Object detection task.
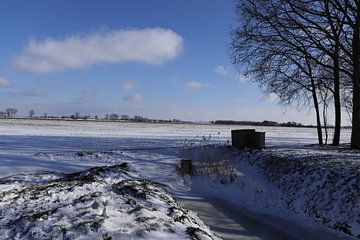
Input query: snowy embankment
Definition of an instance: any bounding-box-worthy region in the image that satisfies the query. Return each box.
[248,146,360,238]
[187,144,360,238]
[0,162,219,240]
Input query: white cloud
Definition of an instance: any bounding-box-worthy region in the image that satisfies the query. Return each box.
[261,93,279,102]
[14,28,184,74]
[236,74,249,83]
[122,93,144,102]
[184,81,207,92]
[215,65,227,76]
[0,77,12,87]
[121,80,137,91]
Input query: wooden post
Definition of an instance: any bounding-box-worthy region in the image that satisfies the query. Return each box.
[180,159,193,175]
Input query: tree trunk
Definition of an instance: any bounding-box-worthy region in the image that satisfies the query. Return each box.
[322,93,329,145]
[351,8,360,149]
[311,81,323,145]
[332,42,341,146]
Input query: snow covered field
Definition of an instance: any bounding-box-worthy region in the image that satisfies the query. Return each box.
[0,118,350,179]
[0,119,356,239]
[0,118,351,144]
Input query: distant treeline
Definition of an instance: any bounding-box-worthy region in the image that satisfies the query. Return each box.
[212,120,313,128]
[0,109,193,124]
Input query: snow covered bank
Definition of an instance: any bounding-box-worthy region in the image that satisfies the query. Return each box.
[0,163,219,240]
[248,146,360,238]
[186,145,360,238]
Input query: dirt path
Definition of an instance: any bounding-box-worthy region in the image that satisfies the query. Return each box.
[176,196,355,240]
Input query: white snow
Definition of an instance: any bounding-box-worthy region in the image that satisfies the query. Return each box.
[183,144,360,239]
[0,164,219,239]
[0,119,356,239]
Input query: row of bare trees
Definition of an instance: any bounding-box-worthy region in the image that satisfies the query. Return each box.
[0,108,18,118]
[231,0,360,149]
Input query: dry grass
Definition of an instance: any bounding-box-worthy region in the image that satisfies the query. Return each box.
[179,145,236,182]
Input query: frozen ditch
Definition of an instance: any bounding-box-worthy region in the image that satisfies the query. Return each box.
[177,196,354,240]
[183,145,360,239]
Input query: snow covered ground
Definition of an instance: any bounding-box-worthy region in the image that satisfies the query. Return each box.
[185,144,360,239]
[0,119,356,239]
[0,163,219,239]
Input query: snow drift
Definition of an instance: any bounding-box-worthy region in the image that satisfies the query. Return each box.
[0,163,219,240]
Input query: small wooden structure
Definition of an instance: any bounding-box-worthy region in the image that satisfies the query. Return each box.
[179,159,193,175]
[231,129,265,149]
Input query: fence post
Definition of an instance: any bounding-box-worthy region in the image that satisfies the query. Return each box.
[180,159,193,175]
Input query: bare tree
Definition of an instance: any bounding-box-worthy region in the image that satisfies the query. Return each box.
[319,84,332,144]
[5,109,10,118]
[109,114,119,120]
[231,0,327,144]
[121,115,130,120]
[282,0,348,145]
[331,0,360,149]
[29,110,35,118]
[6,108,18,118]
[231,0,353,146]
[134,115,145,122]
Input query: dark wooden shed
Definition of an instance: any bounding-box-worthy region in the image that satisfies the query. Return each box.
[231,129,265,149]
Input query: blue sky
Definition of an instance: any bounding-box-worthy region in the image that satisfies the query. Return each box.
[0,0,318,123]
